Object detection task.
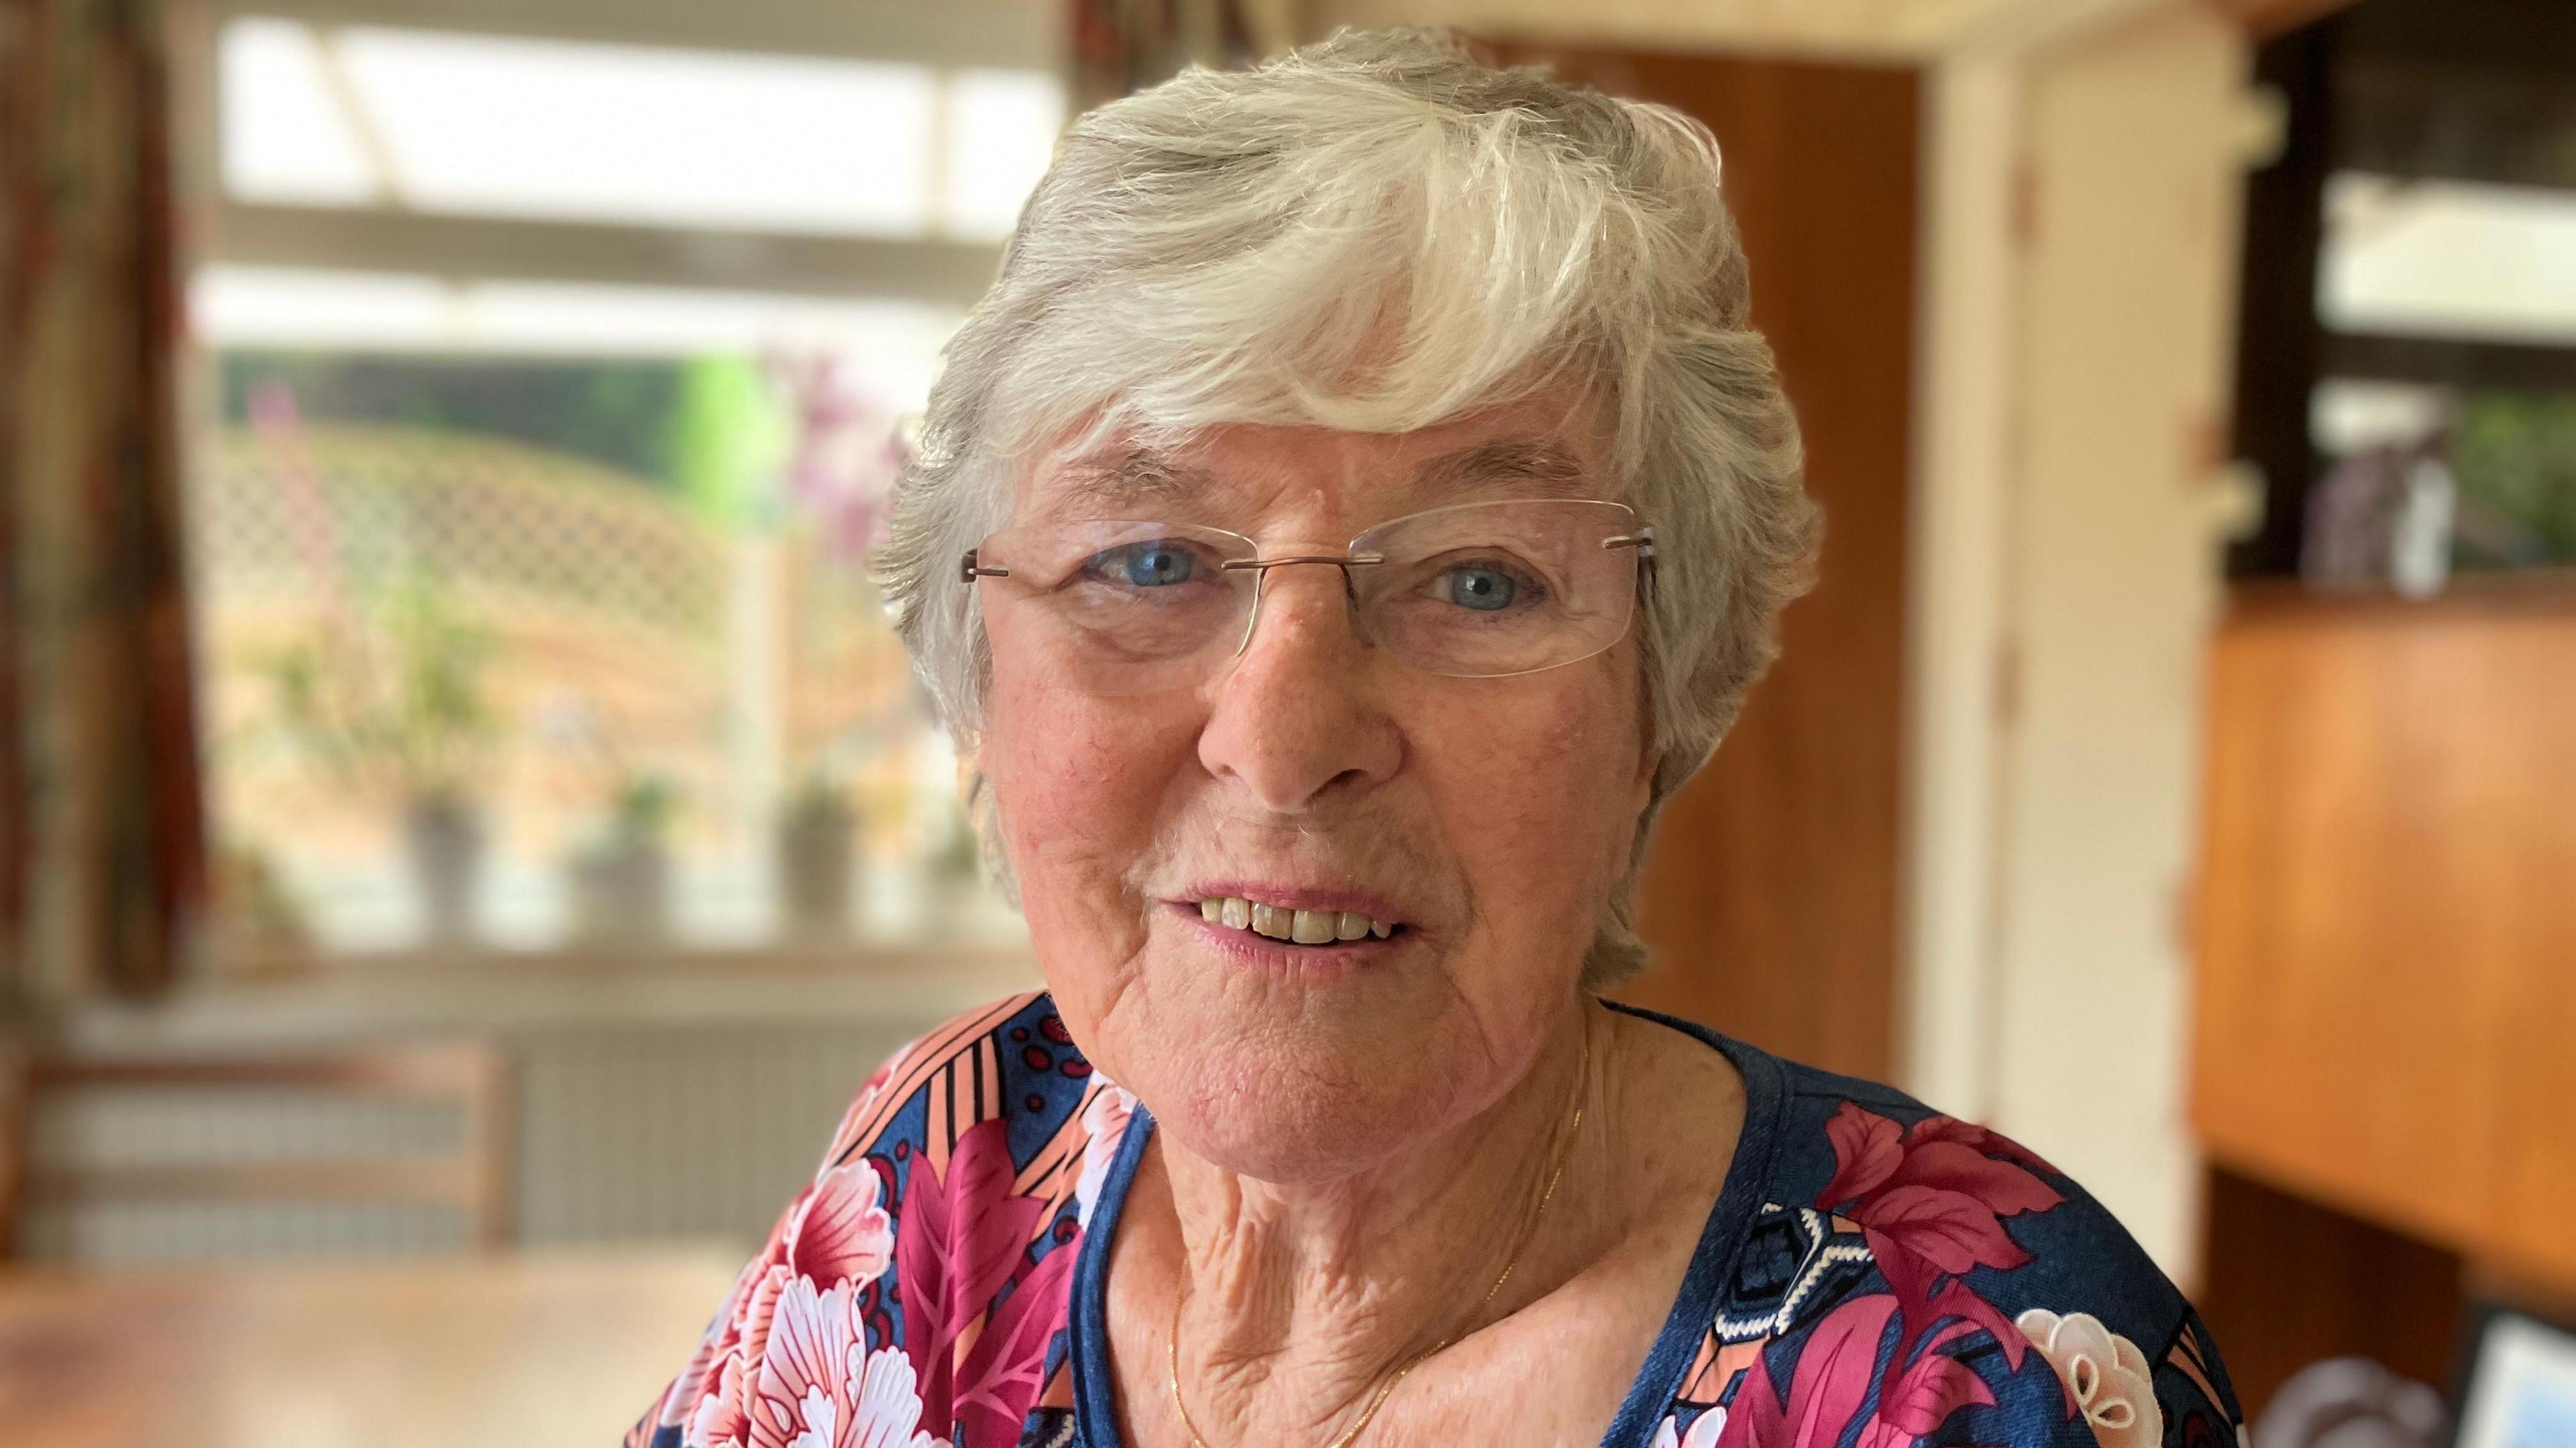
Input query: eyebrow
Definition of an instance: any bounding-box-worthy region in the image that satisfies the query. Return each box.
[1046,447,1221,516]
[1409,438,1591,500]
[1042,436,1593,519]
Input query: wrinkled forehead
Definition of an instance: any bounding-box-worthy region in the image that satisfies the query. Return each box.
[1016,400,1619,535]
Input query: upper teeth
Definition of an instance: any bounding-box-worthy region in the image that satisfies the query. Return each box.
[1198,897,1394,943]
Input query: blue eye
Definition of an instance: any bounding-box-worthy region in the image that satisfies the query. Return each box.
[1442,565,1519,611]
[1104,543,1197,588]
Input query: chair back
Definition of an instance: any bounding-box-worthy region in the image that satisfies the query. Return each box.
[0,1039,512,1262]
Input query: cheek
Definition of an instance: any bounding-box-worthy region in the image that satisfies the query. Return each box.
[982,650,1199,954]
[1417,661,1643,921]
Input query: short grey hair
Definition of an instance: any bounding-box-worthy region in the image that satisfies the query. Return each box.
[881,27,1817,985]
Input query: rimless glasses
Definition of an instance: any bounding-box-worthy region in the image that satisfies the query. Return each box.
[961,498,1656,698]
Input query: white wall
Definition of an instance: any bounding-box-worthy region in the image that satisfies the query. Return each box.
[1976,5,2243,1277]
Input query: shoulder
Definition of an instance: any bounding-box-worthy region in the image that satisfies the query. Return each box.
[810,990,1123,1192]
[627,991,1132,1448]
[1762,1060,2211,1354]
[1707,1048,2246,1448]
[805,991,1136,1298]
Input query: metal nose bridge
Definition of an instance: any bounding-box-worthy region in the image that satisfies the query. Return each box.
[1217,551,1386,659]
[1217,551,1387,573]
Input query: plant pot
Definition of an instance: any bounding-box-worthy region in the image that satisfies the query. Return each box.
[571,838,669,946]
[777,807,856,939]
[405,793,484,946]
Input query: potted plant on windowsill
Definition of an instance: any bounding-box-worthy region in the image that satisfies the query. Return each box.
[404,784,484,946]
[777,770,857,941]
[570,772,678,947]
[259,575,500,948]
[917,795,985,938]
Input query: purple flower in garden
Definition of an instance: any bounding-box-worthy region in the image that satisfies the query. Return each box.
[769,352,911,565]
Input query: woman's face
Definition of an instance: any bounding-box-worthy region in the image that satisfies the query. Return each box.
[978,399,1656,1184]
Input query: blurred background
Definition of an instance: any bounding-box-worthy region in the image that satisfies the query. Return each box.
[2,0,2571,1443]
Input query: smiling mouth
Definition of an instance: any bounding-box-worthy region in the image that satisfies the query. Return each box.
[1193,896,1401,945]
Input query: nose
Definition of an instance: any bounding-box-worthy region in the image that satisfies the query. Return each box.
[1195,561,1402,811]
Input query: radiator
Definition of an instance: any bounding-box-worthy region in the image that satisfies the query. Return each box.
[22,1018,929,1264]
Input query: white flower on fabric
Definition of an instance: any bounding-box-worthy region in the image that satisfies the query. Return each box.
[749,1280,951,1448]
[688,1350,751,1448]
[2017,1309,2164,1448]
[788,1386,837,1448]
[847,1345,948,1448]
[1073,1082,1136,1228]
[1650,1407,1727,1448]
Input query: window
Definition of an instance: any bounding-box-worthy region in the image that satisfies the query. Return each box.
[2308,174,2576,578]
[2320,175,2576,345]
[189,5,1061,956]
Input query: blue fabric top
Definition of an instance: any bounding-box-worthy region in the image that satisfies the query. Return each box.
[629,991,2245,1448]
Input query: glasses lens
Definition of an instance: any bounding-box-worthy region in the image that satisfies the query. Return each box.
[1350,501,1644,678]
[975,521,1257,694]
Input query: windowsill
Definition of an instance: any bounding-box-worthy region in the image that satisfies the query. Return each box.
[59,936,1046,1052]
[2225,565,2576,619]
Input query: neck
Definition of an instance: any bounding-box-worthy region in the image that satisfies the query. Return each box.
[1149,998,1602,1441]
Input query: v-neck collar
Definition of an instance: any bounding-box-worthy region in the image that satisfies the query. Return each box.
[1063,1003,1789,1447]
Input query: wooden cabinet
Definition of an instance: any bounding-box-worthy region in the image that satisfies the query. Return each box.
[2191,586,2576,1290]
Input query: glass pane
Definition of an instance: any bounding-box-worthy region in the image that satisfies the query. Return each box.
[190,276,1010,954]
[219,18,376,205]
[195,267,961,374]
[2451,390,2576,569]
[2321,173,2576,345]
[943,69,1066,239]
[338,27,936,234]
[219,17,952,236]
[194,267,451,341]
[2307,378,2576,577]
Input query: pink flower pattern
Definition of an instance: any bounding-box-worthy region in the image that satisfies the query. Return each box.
[629,995,2243,1448]
[1812,1104,2068,1399]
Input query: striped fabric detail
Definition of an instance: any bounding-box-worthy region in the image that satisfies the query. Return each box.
[829,992,1046,1170]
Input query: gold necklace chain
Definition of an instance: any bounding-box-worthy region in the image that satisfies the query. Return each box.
[1163,1025,1592,1448]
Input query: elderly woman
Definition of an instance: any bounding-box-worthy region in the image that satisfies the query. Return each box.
[631,30,2242,1448]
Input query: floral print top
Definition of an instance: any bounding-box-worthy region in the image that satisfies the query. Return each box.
[627,992,2245,1448]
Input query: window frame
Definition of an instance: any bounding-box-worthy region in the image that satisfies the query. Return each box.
[190,0,1061,307]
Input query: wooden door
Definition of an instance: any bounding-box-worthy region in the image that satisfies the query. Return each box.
[1478,43,1921,1080]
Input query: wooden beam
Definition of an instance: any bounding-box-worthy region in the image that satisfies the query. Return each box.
[2208,0,2359,40]
[207,0,1057,69]
[211,203,1004,306]
[2322,331,2576,393]
[2338,56,2576,191]
[2226,21,2332,578]
[2336,0,2576,74]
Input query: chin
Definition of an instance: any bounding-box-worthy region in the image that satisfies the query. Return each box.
[1044,920,1546,1181]
[1124,1010,1493,1186]
[1150,1073,1430,1185]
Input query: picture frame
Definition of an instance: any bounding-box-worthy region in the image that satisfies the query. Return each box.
[2453,1304,2576,1448]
